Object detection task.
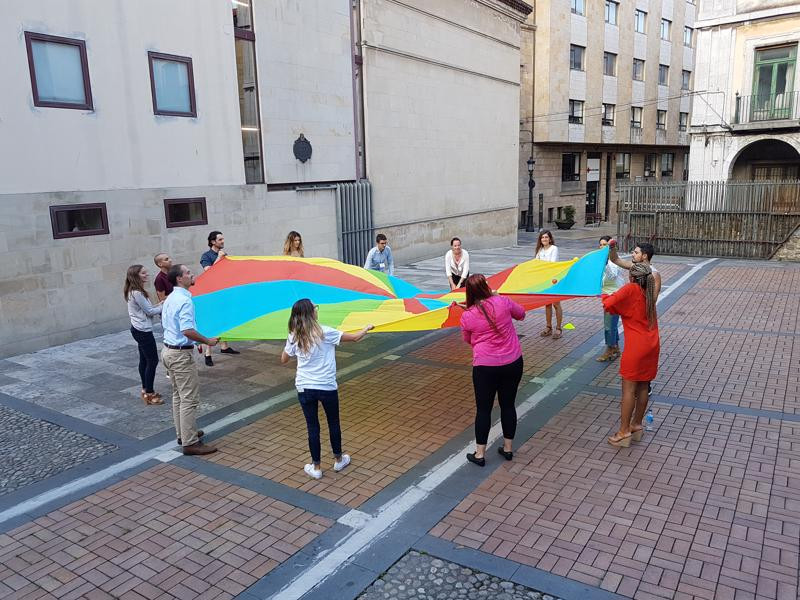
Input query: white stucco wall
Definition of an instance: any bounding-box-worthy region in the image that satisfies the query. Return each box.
[0,0,244,194]
[255,0,357,184]
[360,0,525,260]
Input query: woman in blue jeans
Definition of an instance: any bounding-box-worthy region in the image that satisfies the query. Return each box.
[281,299,373,479]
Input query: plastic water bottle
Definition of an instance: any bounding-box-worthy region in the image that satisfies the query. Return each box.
[645,409,654,432]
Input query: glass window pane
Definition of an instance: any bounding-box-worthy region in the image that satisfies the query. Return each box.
[153,58,191,113]
[235,38,263,184]
[757,47,795,62]
[31,40,86,104]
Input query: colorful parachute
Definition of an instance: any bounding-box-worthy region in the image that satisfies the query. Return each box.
[192,247,609,340]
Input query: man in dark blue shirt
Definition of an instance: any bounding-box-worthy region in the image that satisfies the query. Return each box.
[199,230,240,365]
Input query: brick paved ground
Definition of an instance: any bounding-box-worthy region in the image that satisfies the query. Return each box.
[0,464,331,600]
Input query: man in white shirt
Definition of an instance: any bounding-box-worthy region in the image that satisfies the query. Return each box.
[161,264,219,455]
[597,236,627,361]
[445,237,470,290]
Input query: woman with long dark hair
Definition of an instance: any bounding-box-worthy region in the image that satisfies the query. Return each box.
[281,299,372,479]
[124,265,163,405]
[459,274,525,466]
[535,229,563,339]
[283,231,305,257]
[602,262,660,447]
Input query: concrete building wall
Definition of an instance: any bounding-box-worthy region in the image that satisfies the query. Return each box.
[0,0,244,194]
[360,0,529,262]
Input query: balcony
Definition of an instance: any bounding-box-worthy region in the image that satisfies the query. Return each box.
[732,92,800,132]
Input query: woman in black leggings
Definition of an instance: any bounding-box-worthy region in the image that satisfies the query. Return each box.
[459,274,525,466]
[124,265,163,405]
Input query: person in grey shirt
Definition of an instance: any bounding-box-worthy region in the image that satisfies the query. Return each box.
[364,233,394,276]
[124,265,163,405]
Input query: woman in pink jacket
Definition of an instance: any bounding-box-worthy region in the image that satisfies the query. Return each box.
[459,274,525,466]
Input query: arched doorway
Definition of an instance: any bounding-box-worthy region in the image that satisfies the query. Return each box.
[729,138,800,181]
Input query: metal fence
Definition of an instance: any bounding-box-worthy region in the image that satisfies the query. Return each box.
[335,180,374,265]
[734,91,800,124]
[617,180,800,259]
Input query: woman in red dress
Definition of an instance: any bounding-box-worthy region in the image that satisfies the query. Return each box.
[602,262,659,447]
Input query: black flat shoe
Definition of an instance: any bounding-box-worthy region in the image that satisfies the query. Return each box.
[497,447,513,461]
[466,453,485,467]
[220,347,240,355]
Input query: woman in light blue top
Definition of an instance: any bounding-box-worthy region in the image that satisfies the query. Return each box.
[124,265,163,405]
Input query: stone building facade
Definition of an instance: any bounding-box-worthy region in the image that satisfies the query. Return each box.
[519,0,696,228]
[688,0,800,181]
[0,0,531,355]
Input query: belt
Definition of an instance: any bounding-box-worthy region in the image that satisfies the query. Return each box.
[164,344,194,350]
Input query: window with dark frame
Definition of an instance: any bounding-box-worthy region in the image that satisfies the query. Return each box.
[615,153,631,179]
[661,153,675,177]
[25,32,93,110]
[233,0,264,184]
[661,19,671,41]
[569,99,584,124]
[684,26,693,47]
[49,203,109,239]
[602,104,615,126]
[633,58,645,81]
[659,64,669,85]
[571,0,585,16]
[561,153,581,181]
[570,45,585,71]
[644,154,658,178]
[605,1,618,25]
[631,107,643,128]
[634,10,647,33]
[148,51,196,117]
[679,112,689,131]
[682,69,691,90]
[164,198,208,228]
[604,52,617,76]
[657,109,667,130]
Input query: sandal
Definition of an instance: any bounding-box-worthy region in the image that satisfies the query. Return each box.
[540,327,553,337]
[552,327,563,340]
[144,393,164,405]
[608,433,631,447]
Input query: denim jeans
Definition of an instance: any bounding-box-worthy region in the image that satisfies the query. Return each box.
[298,389,342,464]
[130,327,158,393]
[604,312,620,347]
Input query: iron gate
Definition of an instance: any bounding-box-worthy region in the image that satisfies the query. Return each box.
[336,180,374,265]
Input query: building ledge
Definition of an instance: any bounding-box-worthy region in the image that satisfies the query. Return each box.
[730,120,800,134]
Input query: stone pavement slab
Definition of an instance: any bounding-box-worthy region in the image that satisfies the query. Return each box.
[0,463,332,600]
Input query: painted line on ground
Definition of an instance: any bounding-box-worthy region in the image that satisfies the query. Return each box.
[266,256,718,600]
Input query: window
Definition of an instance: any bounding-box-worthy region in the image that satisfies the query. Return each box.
[569,100,584,124]
[661,19,671,41]
[547,207,554,223]
[605,1,618,25]
[148,51,196,117]
[659,64,669,85]
[164,198,208,228]
[753,46,797,120]
[661,153,675,177]
[634,10,647,33]
[682,69,691,90]
[679,112,689,131]
[233,0,264,183]
[684,26,693,47]
[602,104,615,126]
[604,52,617,76]
[657,110,667,130]
[24,32,93,110]
[557,206,564,220]
[683,152,690,180]
[571,0,585,16]
[633,59,646,81]
[616,153,631,179]
[49,203,108,239]
[631,106,643,128]
[570,45,585,71]
[562,153,581,181]
[644,154,658,177]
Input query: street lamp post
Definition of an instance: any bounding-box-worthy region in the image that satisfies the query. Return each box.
[525,156,536,232]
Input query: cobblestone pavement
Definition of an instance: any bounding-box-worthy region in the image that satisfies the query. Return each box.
[359,551,562,600]
[0,405,116,496]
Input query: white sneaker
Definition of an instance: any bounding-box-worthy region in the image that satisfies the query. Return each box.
[334,454,351,472]
[304,464,322,479]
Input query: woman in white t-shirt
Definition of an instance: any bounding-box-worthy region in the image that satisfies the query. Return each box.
[445,237,470,290]
[535,230,564,339]
[281,299,373,480]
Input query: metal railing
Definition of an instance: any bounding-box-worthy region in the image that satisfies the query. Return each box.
[617,179,800,258]
[734,91,800,124]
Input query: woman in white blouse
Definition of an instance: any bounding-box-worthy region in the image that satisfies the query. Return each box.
[445,237,470,290]
[535,230,563,339]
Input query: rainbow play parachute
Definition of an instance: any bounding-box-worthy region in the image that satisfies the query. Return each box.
[191,247,609,340]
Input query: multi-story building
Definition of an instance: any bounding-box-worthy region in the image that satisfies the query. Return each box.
[0,0,531,355]
[688,0,800,181]
[519,0,696,227]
